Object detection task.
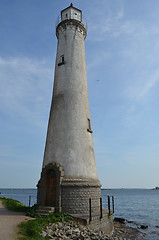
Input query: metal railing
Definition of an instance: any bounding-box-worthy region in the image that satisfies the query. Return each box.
[89,195,114,222]
[55,15,87,31]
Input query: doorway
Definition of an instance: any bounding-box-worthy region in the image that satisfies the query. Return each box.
[46,170,56,206]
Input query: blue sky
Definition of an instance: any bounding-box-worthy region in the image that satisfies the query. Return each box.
[0,0,159,188]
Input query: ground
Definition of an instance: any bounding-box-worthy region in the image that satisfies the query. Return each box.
[0,200,31,240]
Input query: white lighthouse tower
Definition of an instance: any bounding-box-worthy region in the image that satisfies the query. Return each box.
[37,3,101,215]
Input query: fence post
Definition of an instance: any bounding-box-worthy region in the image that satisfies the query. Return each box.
[29,195,31,207]
[100,197,102,219]
[112,196,114,213]
[108,196,110,215]
[89,198,92,222]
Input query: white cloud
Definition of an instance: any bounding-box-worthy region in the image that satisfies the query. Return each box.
[0,57,53,127]
[124,69,159,101]
[137,72,159,100]
[85,0,123,40]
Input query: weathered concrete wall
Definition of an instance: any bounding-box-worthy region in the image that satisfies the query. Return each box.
[42,19,98,180]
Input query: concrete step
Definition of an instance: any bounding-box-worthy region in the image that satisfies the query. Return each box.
[37,206,55,215]
[38,206,55,211]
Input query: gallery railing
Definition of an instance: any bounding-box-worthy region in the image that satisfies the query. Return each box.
[89,196,114,222]
[55,15,87,32]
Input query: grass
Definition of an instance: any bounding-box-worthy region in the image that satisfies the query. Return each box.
[19,213,72,240]
[0,197,37,216]
[0,197,28,212]
[0,197,72,240]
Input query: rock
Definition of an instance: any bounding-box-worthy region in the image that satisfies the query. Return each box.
[151,231,159,235]
[41,230,47,237]
[127,220,134,223]
[66,229,72,236]
[72,228,80,236]
[48,234,54,239]
[79,232,85,240]
[51,225,57,231]
[114,217,126,224]
[140,225,148,229]
[57,222,63,228]
[42,217,144,240]
[47,228,54,236]
[64,226,71,231]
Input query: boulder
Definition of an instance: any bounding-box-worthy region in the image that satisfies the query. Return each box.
[140,225,148,229]
[114,217,126,224]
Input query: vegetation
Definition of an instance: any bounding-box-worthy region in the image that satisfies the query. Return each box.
[0,197,72,240]
[0,197,27,212]
[19,213,72,240]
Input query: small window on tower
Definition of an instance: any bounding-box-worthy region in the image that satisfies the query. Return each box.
[75,12,77,15]
[66,13,68,18]
[87,118,93,133]
[61,55,64,63]
[58,55,65,66]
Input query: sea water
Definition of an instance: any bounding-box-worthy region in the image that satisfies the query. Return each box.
[0,188,37,207]
[0,188,158,239]
[102,189,159,240]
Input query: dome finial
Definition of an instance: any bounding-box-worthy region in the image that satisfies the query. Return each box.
[70,3,73,7]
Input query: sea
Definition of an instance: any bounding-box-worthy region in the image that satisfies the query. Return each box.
[0,188,158,240]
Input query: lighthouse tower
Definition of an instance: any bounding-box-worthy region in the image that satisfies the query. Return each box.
[37,4,101,215]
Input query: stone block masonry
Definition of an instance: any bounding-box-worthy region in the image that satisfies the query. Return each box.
[61,179,101,214]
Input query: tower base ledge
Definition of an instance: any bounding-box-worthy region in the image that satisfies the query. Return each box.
[61,178,101,187]
[71,210,113,235]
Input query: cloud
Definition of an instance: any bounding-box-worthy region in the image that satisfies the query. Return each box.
[124,69,159,101]
[0,57,53,127]
[137,72,159,99]
[87,3,124,42]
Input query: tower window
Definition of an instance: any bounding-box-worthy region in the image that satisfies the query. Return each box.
[87,118,93,133]
[61,55,64,63]
[58,55,65,66]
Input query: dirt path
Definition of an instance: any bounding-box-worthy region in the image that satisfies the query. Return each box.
[0,200,32,240]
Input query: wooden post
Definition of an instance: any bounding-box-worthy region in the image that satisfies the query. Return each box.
[29,195,31,207]
[112,196,114,213]
[108,196,110,215]
[89,198,92,222]
[100,197,102,219]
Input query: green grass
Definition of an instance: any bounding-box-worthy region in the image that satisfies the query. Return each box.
[0,197,72,240]
[0,197,28,212]
[18,213,72,240]
[0,196,38,217]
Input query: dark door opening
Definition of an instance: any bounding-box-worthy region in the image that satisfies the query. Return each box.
[46,170,56,206]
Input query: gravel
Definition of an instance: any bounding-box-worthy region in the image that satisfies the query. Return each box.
[41,220,145,240]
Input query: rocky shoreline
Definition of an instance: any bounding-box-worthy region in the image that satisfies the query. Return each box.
[42,220,145,240]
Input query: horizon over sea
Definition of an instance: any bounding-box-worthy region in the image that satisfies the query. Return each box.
[0,188,158,240]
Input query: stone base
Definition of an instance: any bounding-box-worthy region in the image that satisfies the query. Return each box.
[89,211,113,234]
[61,178,101,215]
[71,210,113,235]
[37,162,102,216]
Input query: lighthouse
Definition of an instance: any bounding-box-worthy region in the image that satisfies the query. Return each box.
[37,4,101,215]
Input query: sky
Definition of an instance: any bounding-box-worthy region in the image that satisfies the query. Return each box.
[0,0,159,189]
